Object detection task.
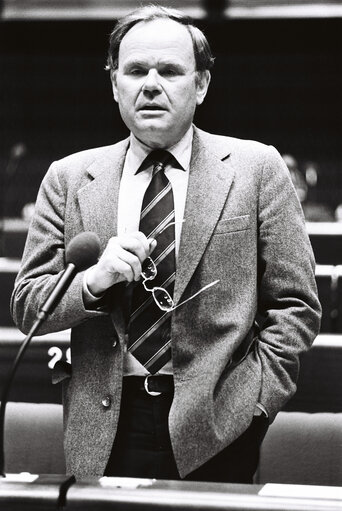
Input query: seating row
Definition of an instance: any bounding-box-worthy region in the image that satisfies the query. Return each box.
[0,327,341,413]
[4,401,342,487]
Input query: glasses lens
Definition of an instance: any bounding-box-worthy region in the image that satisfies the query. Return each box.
[141,258,156,280]
[153,288,174,311]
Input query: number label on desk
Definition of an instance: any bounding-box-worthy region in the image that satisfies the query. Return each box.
[48,346,71,369]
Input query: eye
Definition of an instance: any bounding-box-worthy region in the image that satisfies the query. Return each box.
[129,67,146,77]
[160,68,177,77]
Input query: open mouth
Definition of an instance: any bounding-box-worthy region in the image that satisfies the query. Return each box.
[139,105,165,111]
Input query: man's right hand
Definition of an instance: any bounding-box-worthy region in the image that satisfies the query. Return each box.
[85,232,156,297]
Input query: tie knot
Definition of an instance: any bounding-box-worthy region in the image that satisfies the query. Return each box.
[148,150,172,174]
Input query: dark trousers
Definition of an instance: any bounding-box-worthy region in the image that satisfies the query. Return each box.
[104,379,269,483]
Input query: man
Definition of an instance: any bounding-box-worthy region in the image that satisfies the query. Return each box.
[11,5,321,483]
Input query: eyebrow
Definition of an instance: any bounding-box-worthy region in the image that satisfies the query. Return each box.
[122,59,187,72]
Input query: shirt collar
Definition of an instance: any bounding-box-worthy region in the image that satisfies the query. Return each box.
[126,126,193,176]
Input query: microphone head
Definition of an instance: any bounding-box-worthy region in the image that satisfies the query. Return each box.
[65,231,101,271]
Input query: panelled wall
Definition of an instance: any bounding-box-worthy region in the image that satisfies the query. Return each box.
[1,17,341,216]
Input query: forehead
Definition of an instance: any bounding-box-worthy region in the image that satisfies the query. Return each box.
[118,18,195,65]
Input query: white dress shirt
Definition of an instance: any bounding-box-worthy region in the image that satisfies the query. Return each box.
[117,127,192,255]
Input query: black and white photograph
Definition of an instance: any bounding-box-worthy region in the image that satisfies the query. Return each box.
[1,1,342,509]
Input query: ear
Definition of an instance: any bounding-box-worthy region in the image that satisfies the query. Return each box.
[110,70,119,103]
[195,70,211,106]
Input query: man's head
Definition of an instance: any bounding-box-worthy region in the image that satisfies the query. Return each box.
[107,5,214,149]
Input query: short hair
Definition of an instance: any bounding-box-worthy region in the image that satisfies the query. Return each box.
[106,4,215,73]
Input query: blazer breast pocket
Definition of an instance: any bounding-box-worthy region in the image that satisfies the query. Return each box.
[214,214,250,235]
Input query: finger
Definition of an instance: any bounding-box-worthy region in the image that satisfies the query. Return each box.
[148,238,157,254]
[120,234,150,264]
[112,257,136,283]
[129,231,151,256]
[85,256,134,294]
[115,246,143,281]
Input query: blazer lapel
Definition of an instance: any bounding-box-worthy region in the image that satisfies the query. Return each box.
[77,138,130,343]
[173,128,235,304]
[77,139,129,253]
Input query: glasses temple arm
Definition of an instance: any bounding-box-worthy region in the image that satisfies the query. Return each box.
[171,279,220,311]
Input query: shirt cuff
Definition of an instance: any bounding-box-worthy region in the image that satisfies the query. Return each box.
[82,267,106,310]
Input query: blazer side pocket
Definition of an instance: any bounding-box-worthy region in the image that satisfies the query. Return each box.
[214,214,250,234]
[229,320,260,369]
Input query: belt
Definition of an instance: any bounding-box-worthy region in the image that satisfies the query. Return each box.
[123,375,174,396]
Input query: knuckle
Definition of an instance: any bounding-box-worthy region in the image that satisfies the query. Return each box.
[135,231,147,243]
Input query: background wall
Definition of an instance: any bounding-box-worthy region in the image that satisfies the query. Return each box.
[1,16,341,216]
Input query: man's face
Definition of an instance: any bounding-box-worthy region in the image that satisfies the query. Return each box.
[111,18,210,148]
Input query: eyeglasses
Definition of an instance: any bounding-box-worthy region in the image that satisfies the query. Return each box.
[141,257,219,313]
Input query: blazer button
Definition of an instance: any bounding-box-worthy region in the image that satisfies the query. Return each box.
[102,396,111,408]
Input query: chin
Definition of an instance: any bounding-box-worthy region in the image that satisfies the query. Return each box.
[136,124,174,148]
[137,119,167,131]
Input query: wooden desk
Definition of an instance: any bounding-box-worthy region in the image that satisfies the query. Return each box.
[0,219,28,259]
[1,476,342,511]
[307,222,342,265]
[0,474,72,511]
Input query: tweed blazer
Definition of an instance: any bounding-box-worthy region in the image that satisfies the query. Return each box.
[11,126,321,478]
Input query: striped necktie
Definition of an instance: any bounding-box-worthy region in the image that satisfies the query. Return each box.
[127,150,175,374]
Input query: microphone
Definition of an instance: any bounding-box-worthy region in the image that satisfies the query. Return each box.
[0,231,100,477]
[38,231,101,319]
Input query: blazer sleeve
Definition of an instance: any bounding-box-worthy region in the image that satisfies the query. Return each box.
[256,145,321,421]
[10,162,107,336]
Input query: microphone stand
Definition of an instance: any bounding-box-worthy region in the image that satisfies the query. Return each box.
[0,231,100,477]
[0,311,46,477]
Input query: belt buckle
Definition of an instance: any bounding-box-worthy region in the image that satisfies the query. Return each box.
[144,375,161,396]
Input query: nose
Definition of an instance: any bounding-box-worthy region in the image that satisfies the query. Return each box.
[142,69,162,95]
